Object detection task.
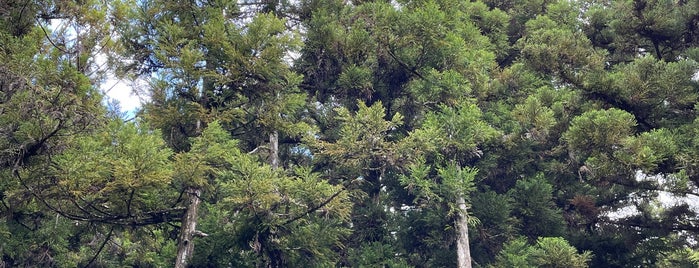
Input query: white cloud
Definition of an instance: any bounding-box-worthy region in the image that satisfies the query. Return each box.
[102,77,145,113]
[93,52,147,114]
[47,15,146,114]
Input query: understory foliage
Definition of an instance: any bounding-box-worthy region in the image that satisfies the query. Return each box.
[3,0,699,267]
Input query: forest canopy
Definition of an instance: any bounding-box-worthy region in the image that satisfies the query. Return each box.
[2,0,699,267]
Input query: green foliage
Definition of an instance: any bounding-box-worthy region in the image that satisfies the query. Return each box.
[122,0,307,151]
[7,0,699,266]
[616,129,678,173]
[407,69,474,106]
[174,121,239,189]
[532,237,592,268]
[394,206,458,267]
[607,56,699,129]
[609,0,698,61]
[470,190,517,264]
[346,242,412,268]
[564,108,636,160]
[437,162,478,203]
[513,95,557,140]
[185,122,353,267]
[518,13,606,84]
[463,2,510,62]
[493,237,535,268]
[398,160,478,214]
[0,2,125,264]
[0,214,80,267]
[309,101,403,175]
[398,158,438,204]
[54,121,173,213]
[493,237,591,268]
[509,174,565,239]
[86,227,177,267]
[656,247,699,268]
[404,103,500,162]
[0,26,104,170]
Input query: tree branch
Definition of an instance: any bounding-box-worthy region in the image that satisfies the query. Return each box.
[82,227,114,268]
[33,17,69,54]
[282,188,345,226]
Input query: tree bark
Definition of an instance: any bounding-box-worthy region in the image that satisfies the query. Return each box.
[456,195,472,268]
[269,131,279,169]
[175,187,203,268]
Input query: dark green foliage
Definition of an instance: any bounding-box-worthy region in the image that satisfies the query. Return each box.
[509,174,566,239]
[470,190,516,264]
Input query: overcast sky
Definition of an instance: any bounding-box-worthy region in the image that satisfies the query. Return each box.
[48,19,143,114]
[102,76,144,113]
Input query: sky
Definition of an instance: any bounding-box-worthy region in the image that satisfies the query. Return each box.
[48,18,144,115]
[102,75,145,114]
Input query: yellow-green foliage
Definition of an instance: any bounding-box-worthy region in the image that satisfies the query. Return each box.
[53,120,173,216]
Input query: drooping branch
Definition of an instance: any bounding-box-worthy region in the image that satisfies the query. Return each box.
[12,170,186,226]
[282,188,345,226]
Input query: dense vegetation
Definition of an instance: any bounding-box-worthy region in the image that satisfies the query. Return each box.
[3,0,699,267]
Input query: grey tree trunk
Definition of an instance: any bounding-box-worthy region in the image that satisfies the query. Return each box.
[175,187,203,268]
[456,195,472,268]
[269,131,279,169]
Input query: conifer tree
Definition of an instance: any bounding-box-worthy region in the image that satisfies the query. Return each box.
[5,0,699,266]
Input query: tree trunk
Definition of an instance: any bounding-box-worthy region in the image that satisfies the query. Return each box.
[456,195,472,268]
[175,187,203,268]
[269,131,279,169]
